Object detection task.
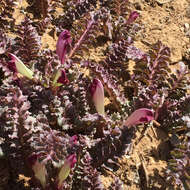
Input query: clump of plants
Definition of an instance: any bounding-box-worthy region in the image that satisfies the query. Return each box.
[0,0,190,189]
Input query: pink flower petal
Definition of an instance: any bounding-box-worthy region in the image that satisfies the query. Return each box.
[52,69,69,87]
[57,70,69,84]
[56,30,72,64]
[89,78,105,115]
[124,108,154,127]
[127,11,139,24]
[66,154,77,168]
[69,135,78,145]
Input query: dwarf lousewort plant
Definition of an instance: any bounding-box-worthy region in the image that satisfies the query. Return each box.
[0,0,190,189]
[167,137,190,189]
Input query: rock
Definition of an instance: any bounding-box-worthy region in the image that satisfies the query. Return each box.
[184,23,190,32]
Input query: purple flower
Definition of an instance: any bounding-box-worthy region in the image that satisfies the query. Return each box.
[52,69,69,87]
[69,135,78,145]
[57,154,77,189]
[66,154,77,168]
[127,11,139,24]
[124,108,154,127]
[89,78,105,115]
[28,154,47,188]
[56,30,72,64]
[8,53,33,79]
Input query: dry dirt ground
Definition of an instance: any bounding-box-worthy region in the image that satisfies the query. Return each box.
[11,0,190,189]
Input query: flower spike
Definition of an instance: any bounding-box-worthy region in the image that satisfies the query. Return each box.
[56,30,72,64]
[89,78,105,115]
[8,53,33,79]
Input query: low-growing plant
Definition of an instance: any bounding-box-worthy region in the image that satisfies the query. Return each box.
[0,0,190,189]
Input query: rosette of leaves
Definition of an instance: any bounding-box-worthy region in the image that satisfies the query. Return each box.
[26,0,62,18]
[125,41,190,131]
[14,17,41,63]
[0,0,15,30]
[167,137,190,190]
[99,0,140,42]
[0,85,80,189]
[108,177,124,190]
[26,0,63,35]
[155,61,190,131]
[102,38,145,85]
[72,152,105,190]
[54,0,98,30]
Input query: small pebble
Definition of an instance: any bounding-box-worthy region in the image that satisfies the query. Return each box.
[184,23,190,32]
[134,2,142,10]
[186,6,190,18]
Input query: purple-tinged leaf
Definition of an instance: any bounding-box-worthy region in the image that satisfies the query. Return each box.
[57,154,77,189]
[0,30,7,54]
[124,108,154,127]
[56,30,72,64]
[127,11,140,24]
[126,45,146,60]
[89,78,105,115]
[8,53,33,79]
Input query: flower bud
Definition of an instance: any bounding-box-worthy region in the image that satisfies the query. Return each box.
[8,53,33,79]
[56,30,72,64]
[89,78,105,115]
[124,108,154,127]
[28,154,47,188]
[127,11,139,24]
[52,69,69,87]
[57,154,77,189]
